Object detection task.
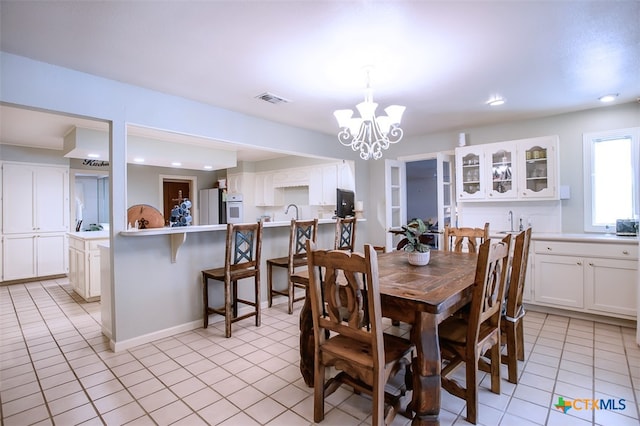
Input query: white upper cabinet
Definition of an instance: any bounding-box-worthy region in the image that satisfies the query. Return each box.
[517,136,558,199]
[309,164,338,206]
[3,162,69,233]
[455,147,485,200]
[486,142,518,200]
[455,135,559,202]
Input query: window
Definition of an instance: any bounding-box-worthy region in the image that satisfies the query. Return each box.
[583,127,639,232]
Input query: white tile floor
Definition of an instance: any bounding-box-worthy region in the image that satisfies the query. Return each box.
[1,277,639,425]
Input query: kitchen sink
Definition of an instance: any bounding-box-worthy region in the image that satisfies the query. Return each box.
[497,230,522,234]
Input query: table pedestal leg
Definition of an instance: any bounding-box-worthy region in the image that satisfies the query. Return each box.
[410,312,441,426]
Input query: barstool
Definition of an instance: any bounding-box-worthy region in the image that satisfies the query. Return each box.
[267,218,318,314]
[202,221,263,337]
[334,216,357,251]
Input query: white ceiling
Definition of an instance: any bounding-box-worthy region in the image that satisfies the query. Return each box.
[1,1,639,161]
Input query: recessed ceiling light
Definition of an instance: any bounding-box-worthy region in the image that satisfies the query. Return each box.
[87,153,100,158]
[133,158,145,163]
[171,162,182,167]
[203,165,213,170]
[486,96,505,107]
[598,94,618,103]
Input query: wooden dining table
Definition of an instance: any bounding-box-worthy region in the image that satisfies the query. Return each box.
[297,249,479,426]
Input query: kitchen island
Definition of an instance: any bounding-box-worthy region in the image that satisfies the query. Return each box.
[106,218,365,351]
[68,230,110,302]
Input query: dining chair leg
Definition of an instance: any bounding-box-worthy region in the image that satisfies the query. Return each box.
[504,324,518,384]
[255,276,261,327]
[466,355,478,425]
[313,362,326,422]
[287,274,294,315]
[490,343,501,394]
[516,320,525,361]
[267,262,274,308]
[232,280,238,318]
[224,280,232,338]
[202,274,209,329]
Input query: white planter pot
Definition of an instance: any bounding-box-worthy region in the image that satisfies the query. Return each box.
[408,251,430,266]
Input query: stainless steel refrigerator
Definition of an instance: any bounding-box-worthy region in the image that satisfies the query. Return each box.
[199,188,226,225]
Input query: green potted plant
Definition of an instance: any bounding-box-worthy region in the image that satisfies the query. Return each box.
[398,218,431,266]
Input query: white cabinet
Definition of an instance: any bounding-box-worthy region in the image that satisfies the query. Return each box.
[3,162,69,233]
[337,161,356,191]
[534,254,584,308]
[455,135,558,202]
[226,173,242,194]
[486,142,518,200]
[2,233,68,281]
[254,173,284,206]
[68,233,108,302]
[455,147,485,200]
[531,240,637,319]
[517,137,558,199]
[2,162,70,282]
[309,165,338,206]
[584,258,637,318]
[272,168,310,188]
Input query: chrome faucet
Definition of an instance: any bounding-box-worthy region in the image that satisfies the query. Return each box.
[285,203,299,220]
[508,210,514,232]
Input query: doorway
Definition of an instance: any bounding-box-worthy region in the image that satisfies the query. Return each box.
[161,177,196,226]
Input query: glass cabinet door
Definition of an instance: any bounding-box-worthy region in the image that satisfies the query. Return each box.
[519,137,557,199]
[486,145,516,199]
[456,148,485,200]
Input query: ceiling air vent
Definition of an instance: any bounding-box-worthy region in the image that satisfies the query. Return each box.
[255,92,291,105]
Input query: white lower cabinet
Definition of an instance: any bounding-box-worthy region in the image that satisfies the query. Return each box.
[2,233,67,281]
[534,254,584,308]
[68,233,108,301]
[532,240,637,320]
[584,258,637,318]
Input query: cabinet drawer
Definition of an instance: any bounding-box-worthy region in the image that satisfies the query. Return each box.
[69,237,85,251]
[534,241,638,259]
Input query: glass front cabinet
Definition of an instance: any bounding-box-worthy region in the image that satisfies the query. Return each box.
[455,148,485,200]
[517,137,558,199]
[486,142,517,199]
[455,135,558,202]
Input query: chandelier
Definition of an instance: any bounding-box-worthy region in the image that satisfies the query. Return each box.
[333,70,405,160]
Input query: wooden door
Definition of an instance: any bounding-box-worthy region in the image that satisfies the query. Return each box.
[163,181,191,226]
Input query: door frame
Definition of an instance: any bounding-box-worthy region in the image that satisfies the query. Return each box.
[396,150,456,249]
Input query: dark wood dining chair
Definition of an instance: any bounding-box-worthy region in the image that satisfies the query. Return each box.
[501,227,532,384]
[438,234,511,424]
[267,218,318,314]
[202,221,263,337]
[306,241,414,425]
[443,223,489,253]
[334,216,357,251]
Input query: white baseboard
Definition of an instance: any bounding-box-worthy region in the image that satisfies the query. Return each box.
[107,299,289,352]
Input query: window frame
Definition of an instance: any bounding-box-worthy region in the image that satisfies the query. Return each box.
[583,127,639,233]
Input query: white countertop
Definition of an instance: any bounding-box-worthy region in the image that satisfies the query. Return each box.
[491,231,638,245]
[120,218,361,236]
[68,230,110,239]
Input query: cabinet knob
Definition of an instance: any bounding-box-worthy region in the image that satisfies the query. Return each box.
[622,250,629,255]
[546,247,552,251]
[588,262,594,266]
[489,193,493,196]
[577,261,582,265]
[522,192,527,196]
